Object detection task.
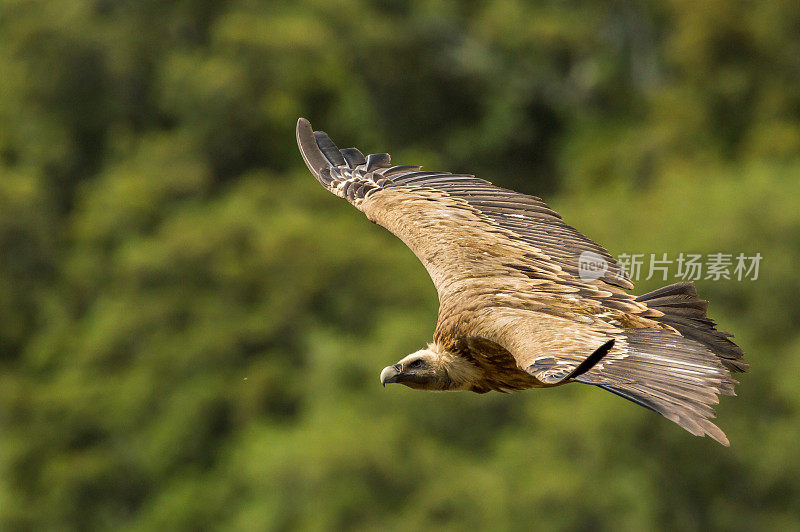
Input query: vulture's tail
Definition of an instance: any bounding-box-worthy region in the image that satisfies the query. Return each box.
[577,282,746,445]
[636,281,747,372]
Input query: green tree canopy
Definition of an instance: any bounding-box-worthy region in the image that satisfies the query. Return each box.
[1,0,799,529]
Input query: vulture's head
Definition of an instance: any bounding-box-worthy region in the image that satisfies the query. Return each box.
[379,344,481,391]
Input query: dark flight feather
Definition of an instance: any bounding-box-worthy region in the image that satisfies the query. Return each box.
[340,147,366,168]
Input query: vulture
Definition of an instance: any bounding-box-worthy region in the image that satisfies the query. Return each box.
[296,118,747,445]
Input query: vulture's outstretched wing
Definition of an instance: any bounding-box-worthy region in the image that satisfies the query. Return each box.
[297,118,744,444]
[298,118,633,292]
[297,117,651,352]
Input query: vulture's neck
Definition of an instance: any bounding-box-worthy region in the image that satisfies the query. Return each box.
[438,349,484,390]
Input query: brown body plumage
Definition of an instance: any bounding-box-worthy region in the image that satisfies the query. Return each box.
[297,118,747,445]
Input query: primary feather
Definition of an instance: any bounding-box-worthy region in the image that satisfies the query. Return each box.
[296,118,747,445]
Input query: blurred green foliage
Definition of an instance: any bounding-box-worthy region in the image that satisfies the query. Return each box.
[1,0,799,529]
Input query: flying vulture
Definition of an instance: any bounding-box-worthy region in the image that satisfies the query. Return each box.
[296,118,747,445]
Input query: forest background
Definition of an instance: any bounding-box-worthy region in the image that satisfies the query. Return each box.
[1,0,799,529]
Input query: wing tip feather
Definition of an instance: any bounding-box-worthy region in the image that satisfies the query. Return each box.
[296,117,329,179]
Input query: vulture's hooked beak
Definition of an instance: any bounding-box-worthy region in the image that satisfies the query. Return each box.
[380,364,402,386]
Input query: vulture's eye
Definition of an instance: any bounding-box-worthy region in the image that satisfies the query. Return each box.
[408,359,423,369]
